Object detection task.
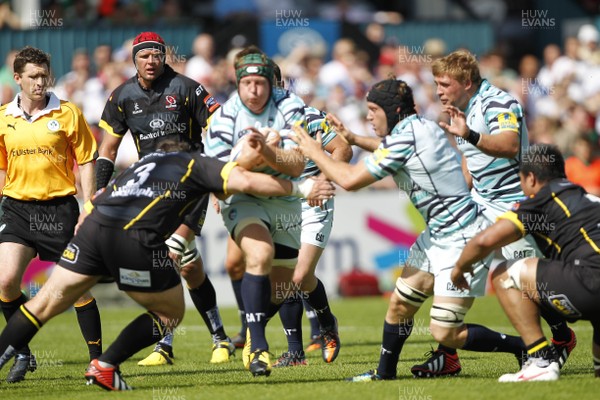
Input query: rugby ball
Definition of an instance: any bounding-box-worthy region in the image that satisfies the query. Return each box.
[229,128,281,170]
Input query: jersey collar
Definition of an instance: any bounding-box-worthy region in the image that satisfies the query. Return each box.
[5,92,61,122]
[464,79,489,115]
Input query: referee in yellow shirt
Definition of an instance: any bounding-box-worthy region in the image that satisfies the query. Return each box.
[0,46,101,383]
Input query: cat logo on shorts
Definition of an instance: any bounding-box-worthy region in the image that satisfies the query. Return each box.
[548,294,582,318]
[61,243,79,264]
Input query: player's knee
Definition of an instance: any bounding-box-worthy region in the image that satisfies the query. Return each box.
[491,261,509,287]
[388,290,418,319]
[0,275,21,298]
[153,305,185,327]
[494,259,526,292]
[244,249,274,273]
[429,303,469,343]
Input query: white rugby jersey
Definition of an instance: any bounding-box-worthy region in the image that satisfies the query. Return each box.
[455,79,528,203]
[301,106,337,180]
[205,87,305,201]
[364,114,478,237]
[206,88,305,165]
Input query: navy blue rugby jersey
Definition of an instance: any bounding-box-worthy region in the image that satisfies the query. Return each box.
[100,65,219,157]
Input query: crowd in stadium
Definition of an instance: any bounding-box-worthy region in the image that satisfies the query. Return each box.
[1,20,599,193]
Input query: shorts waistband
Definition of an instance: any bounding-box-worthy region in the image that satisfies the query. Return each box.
[4,195,76,205]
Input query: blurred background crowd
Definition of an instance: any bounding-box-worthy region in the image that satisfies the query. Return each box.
[1,0,600,194]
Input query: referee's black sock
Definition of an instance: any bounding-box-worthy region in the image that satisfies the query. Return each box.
[188,277,227,342]
[231,278,247,336]
[278,294,304,355]
[99,312,166,366]
[0,294,32,355]
[377,320,412,379]
[0,305,42,367]
[75,298,102,360]
[540,307,571,342]
[462,323,525,354]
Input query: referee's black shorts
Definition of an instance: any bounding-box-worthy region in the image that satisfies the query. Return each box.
[58,218,182,292]
[536,258,600,322]
[0,196,79,262]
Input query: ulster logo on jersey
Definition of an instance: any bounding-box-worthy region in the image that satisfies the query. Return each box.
[165,95,177,109]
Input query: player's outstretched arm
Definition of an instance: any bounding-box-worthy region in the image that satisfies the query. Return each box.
[451,218,523,290]
[224,163,335,200]
[326,113,381,152]
[291,125,377,191]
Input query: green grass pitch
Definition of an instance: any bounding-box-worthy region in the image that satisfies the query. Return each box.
[0,295,596,400]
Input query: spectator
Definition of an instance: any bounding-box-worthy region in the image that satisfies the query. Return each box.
[185,33,215,85]
[565,134,600,196]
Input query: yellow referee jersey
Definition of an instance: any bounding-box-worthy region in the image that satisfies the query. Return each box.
[0,93,97,200]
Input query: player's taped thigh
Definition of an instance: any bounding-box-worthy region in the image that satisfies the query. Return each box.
[430,303,470,328]
[499,258,527,291]
[233,217,269,239]
[273,242,299,270]
[395,278,430,307]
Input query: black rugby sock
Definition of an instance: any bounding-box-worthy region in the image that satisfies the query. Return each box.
[462,323,525,355]
[75,298,103,360]
[0,306,42,367]
[540,307,571,342]
[0,294,32,355]
[189,277,227,342]
[303,299,321,338]
[231,278,247,336]
[278,294,304,355]
[526,337,557,362]
[241,273,271,351]
[437,344,457,355]
[305,279,335,332]
[99,312,166,366]
[377,320,412,378]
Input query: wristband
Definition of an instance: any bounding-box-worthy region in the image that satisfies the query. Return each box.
[466,130,481,146]
[95,157,115,189]
[182,239,200,265]
[291,178,315,198]
[165,233,190,257]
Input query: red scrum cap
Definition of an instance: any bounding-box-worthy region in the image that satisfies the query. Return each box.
[132,32,166,60]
